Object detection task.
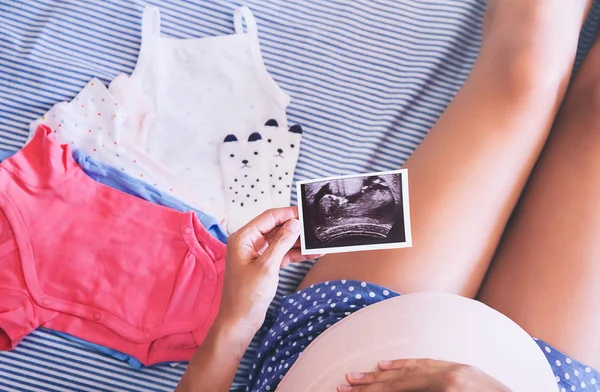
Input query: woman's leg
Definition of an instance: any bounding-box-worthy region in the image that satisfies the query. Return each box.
[299,0,593,297]
[477,37,600,370]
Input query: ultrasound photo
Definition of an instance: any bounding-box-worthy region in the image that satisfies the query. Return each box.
[297,169,412,254]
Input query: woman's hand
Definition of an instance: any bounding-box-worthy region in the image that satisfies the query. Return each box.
[217,207,320,346]
[338,359,511,392]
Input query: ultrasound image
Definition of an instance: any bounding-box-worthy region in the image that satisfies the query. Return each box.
[301,173,406,250]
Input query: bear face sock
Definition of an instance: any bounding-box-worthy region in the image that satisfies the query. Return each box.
[262,119,303,208]
[219,131,273,233]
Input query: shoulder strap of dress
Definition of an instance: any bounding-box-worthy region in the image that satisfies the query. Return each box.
[141,5,161,45]
[233,6,258,38]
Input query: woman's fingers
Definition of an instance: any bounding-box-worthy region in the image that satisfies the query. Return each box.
[229,207,299,258]
[257,219,302,266]
[281,250,323,267]
[378,358,453,371]
[345,366,425,386]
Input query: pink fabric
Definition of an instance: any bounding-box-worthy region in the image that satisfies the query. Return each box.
[0,126,226,365]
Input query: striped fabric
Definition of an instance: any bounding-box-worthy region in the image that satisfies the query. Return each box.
[0,1,599,391]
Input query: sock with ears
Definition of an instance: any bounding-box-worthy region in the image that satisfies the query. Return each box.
[219,131,273,233]
[262,119,303,207]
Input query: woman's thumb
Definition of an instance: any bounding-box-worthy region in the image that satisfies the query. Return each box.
[259,219,302,265]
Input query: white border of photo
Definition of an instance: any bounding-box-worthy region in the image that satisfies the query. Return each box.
[297,168,412,255]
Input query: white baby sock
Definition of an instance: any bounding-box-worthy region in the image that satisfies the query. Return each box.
[262,119,303,207]
[220,131,273,233]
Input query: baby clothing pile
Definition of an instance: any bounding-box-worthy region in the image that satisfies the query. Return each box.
[0,6,302,368]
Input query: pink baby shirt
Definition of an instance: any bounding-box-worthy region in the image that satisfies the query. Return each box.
[0,126,226,365]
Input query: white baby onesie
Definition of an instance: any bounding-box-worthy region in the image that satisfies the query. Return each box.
[120,5,290,222]
[219,132,272,233]
[30,78,202,209]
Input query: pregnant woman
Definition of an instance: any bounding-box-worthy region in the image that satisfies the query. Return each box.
[177,0,600,390]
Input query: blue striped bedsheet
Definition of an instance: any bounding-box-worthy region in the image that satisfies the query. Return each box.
[1,1,599,391]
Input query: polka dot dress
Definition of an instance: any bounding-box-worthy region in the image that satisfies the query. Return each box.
[245,280,600,392]
[534,339,600,392]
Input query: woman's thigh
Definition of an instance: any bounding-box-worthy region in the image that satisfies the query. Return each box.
[478,40,600,371]
[299,0,592,297]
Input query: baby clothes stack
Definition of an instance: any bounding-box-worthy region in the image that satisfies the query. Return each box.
[0,6,302,368]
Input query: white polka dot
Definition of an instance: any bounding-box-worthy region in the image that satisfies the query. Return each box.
[303,309,309,314]
[266,386,271,391]
[318,316,323,321]
[313,301,318,306]
[327,299,332,304]
[279,375,283,380]
[581,382,586,388]
[301,293,306,298]
[258,353,261,358]
[590,378,596,385]
[265,341,269,346]
[308,326,313,332]
[306,296,311,300]
[297,304,303,310]
[586,367,592,373]
[293,318,298,323]
[369,292,375,298]
[565,373,570,380]
[349,286,355,292]
[545,346,552,353]
[331,285,336,290]
[575,370,580,377]
[343,297,348,302]
[325,281,330,285]
[292,341,297,346]
[341,279,347,284]
[308,336,313,341]
[566,358,573,364]
[571,386,576,391]
[319,309,324,314]
[288,299,294,303]
[383,290,390,296]
[361,282,367,287]
[308,321,312,326]
[253,364,257,369]
[284,363,289,368]
[299,332,304,337]
[286,351,290,356]
[345,311,351,315]
[556,376,561,383]
[336,292,342,297]
[350,304,356,308]
[556,360,562,366]
[356,294,362,299]
[326,324,332,328]
[321,293,326,298]
[289,314,293,319]
[284,326,289,331]
[272,357,276,361]
[315,288,320,293]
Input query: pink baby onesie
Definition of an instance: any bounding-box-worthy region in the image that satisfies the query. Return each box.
[0,126,226,365]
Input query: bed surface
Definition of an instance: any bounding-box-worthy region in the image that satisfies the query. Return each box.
[1,1,599,391]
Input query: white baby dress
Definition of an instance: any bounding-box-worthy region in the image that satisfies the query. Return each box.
[120,5,291,225]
